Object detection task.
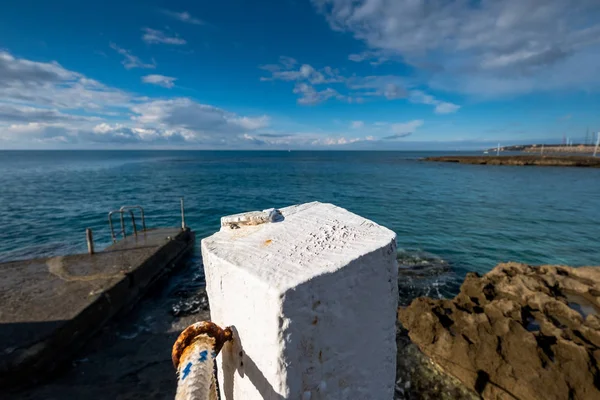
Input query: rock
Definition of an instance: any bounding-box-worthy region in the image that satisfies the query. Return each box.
[398,262,600,400]
[394,322,479,400]
[424,155,600,168]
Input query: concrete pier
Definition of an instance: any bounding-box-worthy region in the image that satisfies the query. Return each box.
[202,202,398,399]
[0,227,194,387]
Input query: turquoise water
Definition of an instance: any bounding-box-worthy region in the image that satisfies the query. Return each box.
[1,150,599,296]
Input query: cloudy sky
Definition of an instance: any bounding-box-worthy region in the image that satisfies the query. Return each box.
[1,0,599,150]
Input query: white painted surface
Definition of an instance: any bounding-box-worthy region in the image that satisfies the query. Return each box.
[202,202,398,400]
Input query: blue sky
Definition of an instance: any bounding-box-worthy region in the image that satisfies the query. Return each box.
[1,0,599,149]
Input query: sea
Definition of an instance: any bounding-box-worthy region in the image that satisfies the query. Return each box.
[1,150,599,302]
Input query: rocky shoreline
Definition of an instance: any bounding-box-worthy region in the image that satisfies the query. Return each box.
[398,262,600,400]
[8,255,599,399]
[425,155,600,167]
[493,145,598,154]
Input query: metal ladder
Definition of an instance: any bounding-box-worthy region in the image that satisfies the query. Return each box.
[107,205,147,243]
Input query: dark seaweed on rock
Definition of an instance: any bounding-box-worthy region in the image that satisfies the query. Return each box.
[396,250,462,306]
[394,321,479,400]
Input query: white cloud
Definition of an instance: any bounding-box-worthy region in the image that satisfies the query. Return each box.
[161,10,204,25]
[0,122,68,142]
[348,50,389,66]
[0,50,131,112]
[322,137,361,145]
[0,121,155,146]
[259,56,293,72]
[1,98,271,147]
[261,57,416,105]
[238,130,370,148]
[390,120,423,135]
[278,56,298,69]
[433,102,461,115]
[260,57,459,111]
[83,123,187,144]
[109,43,156,69]
[0,50,433,149]
[0,51,75,85]
[142,74,177,88]
[142,28,186,45]
[260,56,352,105]
[130,98,270,138]
[0,104,94,123]
[307,119,423,145]
[231,115,270,130]
[312,0,600,96]
[409,91,460,114]
[259,57,457,112]
[88,123,144,142]
[0,50,274,147]
[293,83,342,105]
[346,76,407,99]
[242,133,264,145]
[260,58,344,85]
[342,119,424,140]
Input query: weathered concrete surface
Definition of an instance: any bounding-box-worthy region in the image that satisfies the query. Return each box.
[399,262,600,400]
[203,202,398,400]
[0,227,194,388]
[425,155,600,167]
[3,257,209,400]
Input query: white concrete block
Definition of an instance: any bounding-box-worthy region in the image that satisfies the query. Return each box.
[201,202,398,400]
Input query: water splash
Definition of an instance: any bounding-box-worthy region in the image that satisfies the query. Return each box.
[397,249,462,306]
[169,263,208,317]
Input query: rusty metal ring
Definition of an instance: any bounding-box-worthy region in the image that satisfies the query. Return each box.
[172,321,233,368]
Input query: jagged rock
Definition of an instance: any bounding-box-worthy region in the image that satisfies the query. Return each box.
[398,262,600,400]
[394,322,479,400]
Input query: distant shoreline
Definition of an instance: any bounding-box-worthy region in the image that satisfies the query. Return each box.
[425,155,600,167]
[491,144,598,154]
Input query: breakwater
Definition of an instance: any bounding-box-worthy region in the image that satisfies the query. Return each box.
[425,155,600,167]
